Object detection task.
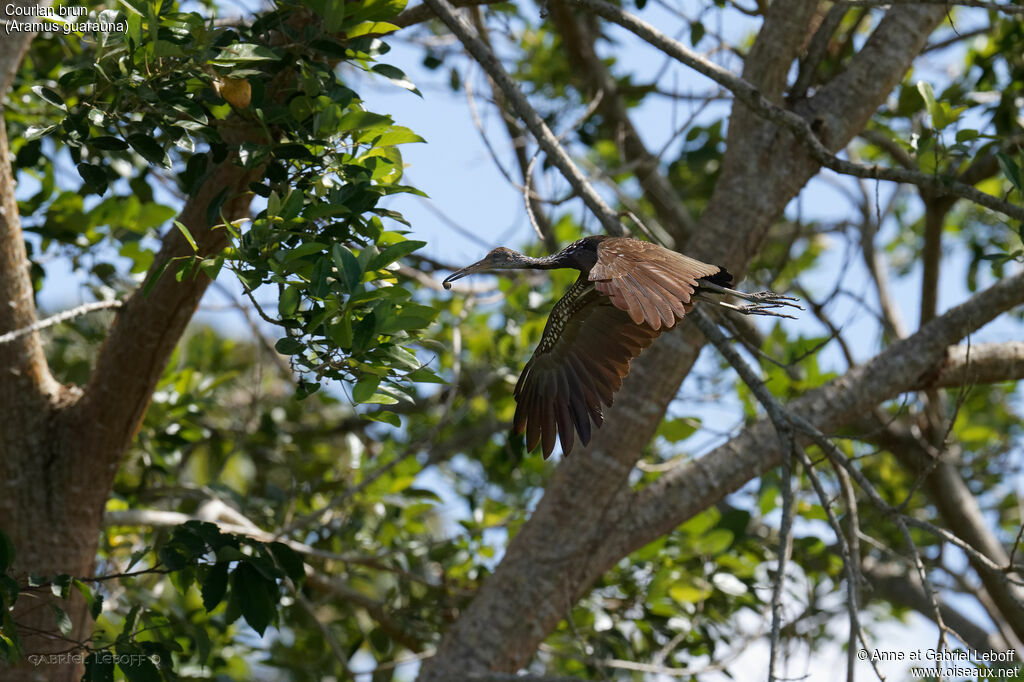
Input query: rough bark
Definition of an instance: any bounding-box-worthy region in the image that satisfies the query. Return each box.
[918,342,1024,389]
[0,129,255,682]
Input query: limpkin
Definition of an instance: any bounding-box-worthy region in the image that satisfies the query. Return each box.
[442,235,799,459]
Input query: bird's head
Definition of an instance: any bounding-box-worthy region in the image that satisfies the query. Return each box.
[442,247,527,289]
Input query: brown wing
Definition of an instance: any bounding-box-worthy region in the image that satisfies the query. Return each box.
[589,238,726,331]
[513,275,660,459]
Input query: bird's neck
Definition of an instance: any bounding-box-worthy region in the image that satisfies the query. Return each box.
[527,253,573,270]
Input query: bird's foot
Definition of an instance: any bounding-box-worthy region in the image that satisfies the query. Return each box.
[717,291,803,319]
[699,281,803,318]
[743,290,804,309]
[732,301,800,319]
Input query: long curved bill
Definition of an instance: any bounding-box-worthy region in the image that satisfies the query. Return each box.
[442,259,491,290]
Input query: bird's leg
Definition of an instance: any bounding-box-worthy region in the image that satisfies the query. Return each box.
[698,281,804,319]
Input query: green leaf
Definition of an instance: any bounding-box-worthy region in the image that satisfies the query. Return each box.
[916,81,937,125]
[353,375,381,403]
[690,20,705,46]
[212,43,280,64]
[77,163,107,192]
[24,124,58,141]
[658,417,699,443]
[955,129,979,143]
[174,221,198,252]
[289,95,315,122]
[996,152,1023,193]
[273,143,314,161]
[73,580,103,620]
[407,367,445,384]
[373,126,426,147]
[31,85,66,110]
[91,136,130,151]
[279,286,300,317]
[351,0,407,22]
[363,410,401,426]
[275,337,304,355]
[692,528,733,555]
[369,239,425,270]
[268,542,305,583]
[668,577,713,604]
[338,111,392,132]
[371,64,421,96]
[347,20,399,37]
[115,644,160,682]
[332,243,363,291]
[51,574,71,600]
[232,563,277,636]
[83,651,115,682]
[126,134,167,166]
[933,102,965,131]
[363,392,399,405]
[201,562,229,612]
[50,604,72,636]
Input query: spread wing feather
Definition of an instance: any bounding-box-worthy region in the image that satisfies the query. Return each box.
[512,239,729,458]
[590,237,725,330]
[513,275,659,458]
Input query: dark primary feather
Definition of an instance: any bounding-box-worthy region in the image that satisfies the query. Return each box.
[511,237,731,459]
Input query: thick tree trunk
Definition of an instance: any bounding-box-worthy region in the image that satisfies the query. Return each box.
[0,93,94,680]
[0,98,255,679]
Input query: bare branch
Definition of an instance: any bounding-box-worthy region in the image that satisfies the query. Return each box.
[841,0,1024,16]
[609,268,1024,564]
[567,0,1024,222]
[547,0,696,242]
[0,300,124,346]
[421,0,626,236]
[917,341,1024,388]
[393,0,504,27]
[862,558,1013,655]
[690,308,879,682]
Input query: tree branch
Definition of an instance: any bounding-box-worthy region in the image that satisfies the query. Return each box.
[420,0,625,236]
[422,5,951,678]
[860,415,1024,642]
[569,0,1023,222]
[392,0,504,28]
[862,558,1013,656]
[0,300,124,346]
[64,159,257,506]
[841,0,1024,16]
[605,268,1024,564]
[547,0,696,243]
[917,341,1024,388]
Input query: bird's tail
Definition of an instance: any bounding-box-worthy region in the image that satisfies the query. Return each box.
[699,268,733,289]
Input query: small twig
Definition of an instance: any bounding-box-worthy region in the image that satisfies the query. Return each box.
[0,299,123,345]
[689,308,797,682]
[421,0,626,235]
[1008,525,1024,573]
[839,0,1024,16]
[567,0,1024,223]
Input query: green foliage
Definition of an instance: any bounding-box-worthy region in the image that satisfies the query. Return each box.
[7,2,1024,679]
[8,0,439,421]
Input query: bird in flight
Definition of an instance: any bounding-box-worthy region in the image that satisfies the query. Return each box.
[442,235,799,459]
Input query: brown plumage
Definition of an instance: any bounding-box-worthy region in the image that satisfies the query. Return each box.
[443,235,737,459]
